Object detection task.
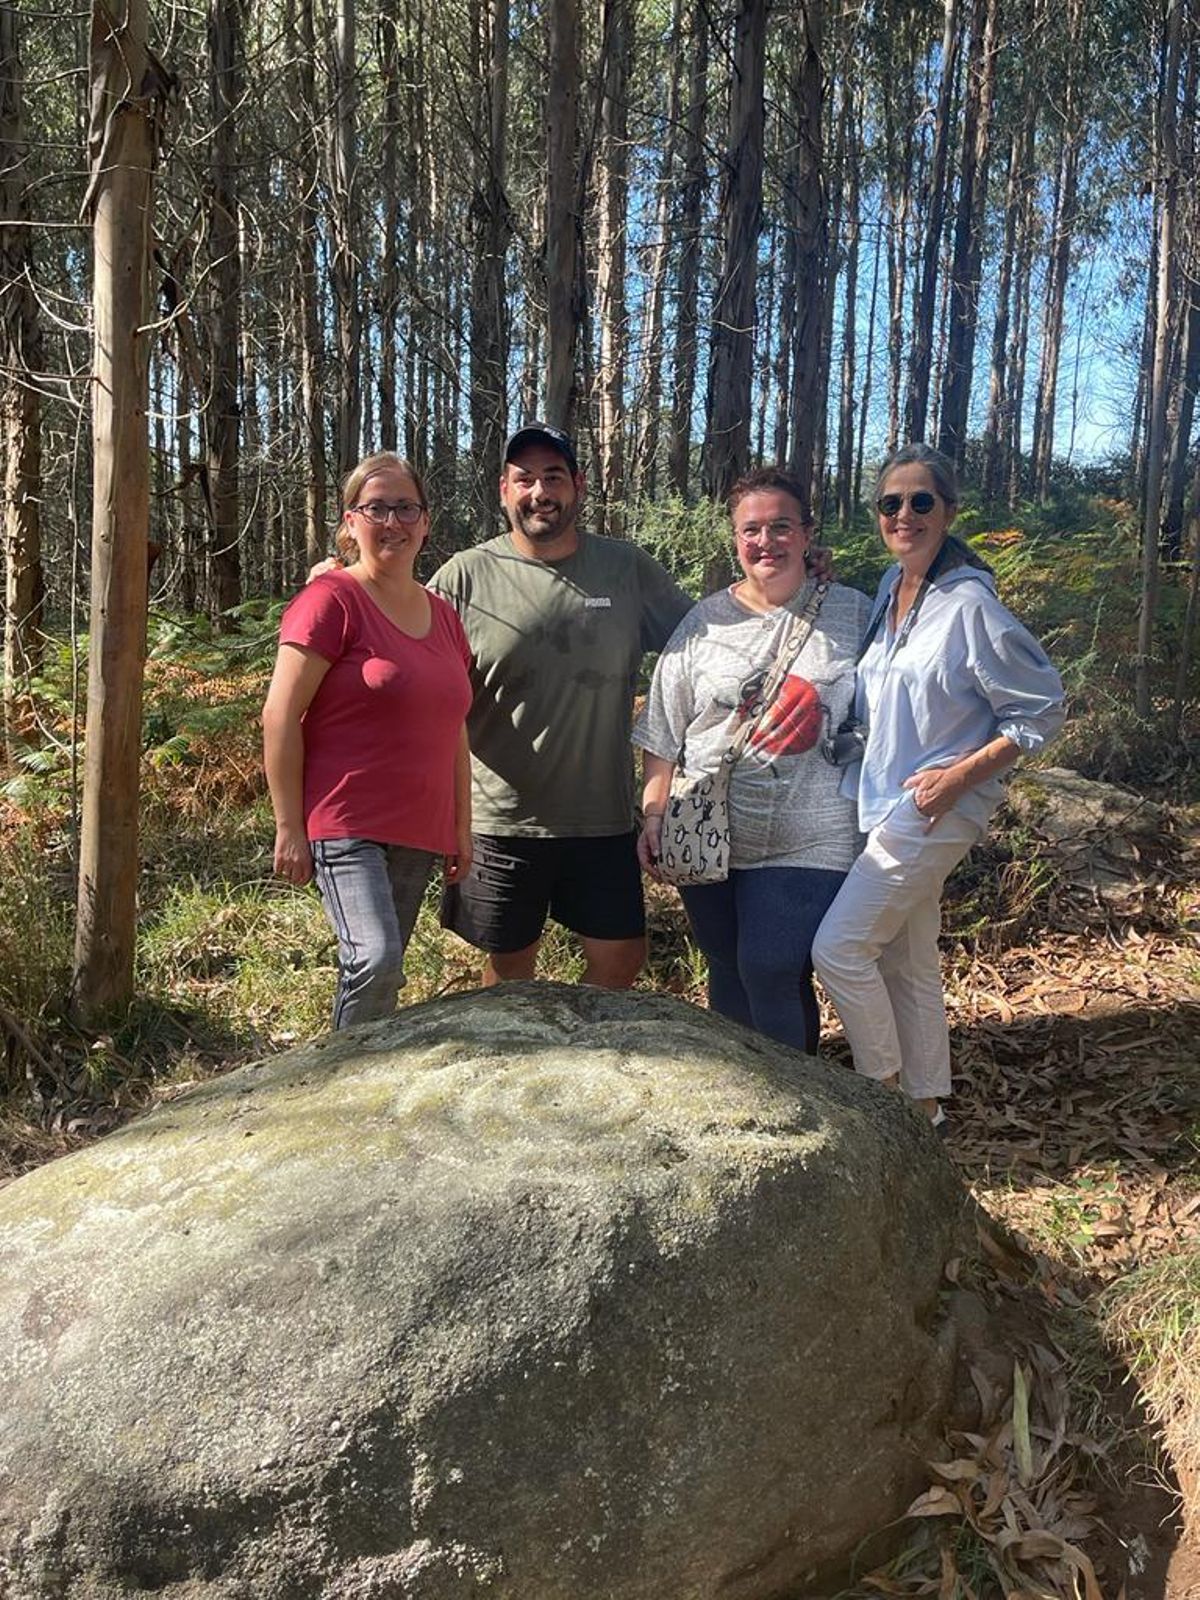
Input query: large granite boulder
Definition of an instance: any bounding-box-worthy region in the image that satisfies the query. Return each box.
[0,984,969,1600]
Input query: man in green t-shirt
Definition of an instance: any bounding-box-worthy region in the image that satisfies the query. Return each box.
[430,423,692,989]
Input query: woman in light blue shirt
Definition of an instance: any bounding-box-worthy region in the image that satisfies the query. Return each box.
[813,444,1064,1130]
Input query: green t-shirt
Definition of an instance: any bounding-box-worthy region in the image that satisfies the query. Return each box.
[429,531,693,837]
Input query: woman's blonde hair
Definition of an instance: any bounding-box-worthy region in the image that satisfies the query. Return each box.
[335,451,428,561]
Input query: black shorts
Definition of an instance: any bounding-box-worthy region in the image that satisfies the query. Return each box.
[440,831,646,953]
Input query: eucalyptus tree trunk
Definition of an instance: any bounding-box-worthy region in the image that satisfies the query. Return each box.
[905,0,960,442]
[469,0,510,519]
[596,0,631,534]
[881,14,919,455]
[1,2,44,752]
[1006,151,1038,506]
[289,0,326,564]
[782,0,824,506]
[1171,455,1200,738]
[1031,0,1085,502]
[544,0,579,428]
[378,0,402,455]
[206,0,242,626]
[938,0,998,466]
[329,0,361,482]
[632,0,684,501]
[667,7,708,496]
[702,0,767,502]
[836,78,862,530]
[1165,289,1200,559]
[1137,0,1183,719]
[404,0,430,476]
[1164,42,1199,560]
[74,0,170,1018]
[981,69,1035,503]
[854,188,883,506]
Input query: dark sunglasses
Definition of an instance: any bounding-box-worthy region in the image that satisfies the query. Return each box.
[877,491,938,517]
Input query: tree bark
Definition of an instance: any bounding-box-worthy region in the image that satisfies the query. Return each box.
[595,0,631,534]
[468,0,510,520]
[544,0,579,428]
[783,0,825,509]
[288,0,326,566]
[666,6,708,496]
[1031,0,1084,502]
[206,0,242,626]
[1,2,44,753]
[377,0,401,456]
[74,0,170,1017]
[329,0,361,482]
[905,0,960,442]
[981,66,1034,504]
[836,75,861,529]
[632,0,684,501]
[938,0,998,466]
[702,0,767,502]
[1137,0,1182,719]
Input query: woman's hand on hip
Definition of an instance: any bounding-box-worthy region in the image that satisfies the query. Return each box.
[902,765,964,825]
[637,815,665,881]
[274,824,314,885]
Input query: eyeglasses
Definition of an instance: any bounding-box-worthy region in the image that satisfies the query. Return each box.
[736,519,811,543]
[877,491,938,518]
[350,499,425,525]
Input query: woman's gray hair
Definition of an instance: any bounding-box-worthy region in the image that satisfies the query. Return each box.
[874,443,959,508]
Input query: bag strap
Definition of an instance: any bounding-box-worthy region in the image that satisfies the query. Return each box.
[719,579,829,768]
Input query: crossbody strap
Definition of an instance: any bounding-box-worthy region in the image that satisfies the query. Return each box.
[719,580,829,768]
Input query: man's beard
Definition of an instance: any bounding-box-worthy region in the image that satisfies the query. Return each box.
[512,499,577,543]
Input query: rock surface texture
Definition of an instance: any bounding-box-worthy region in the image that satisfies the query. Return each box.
[0,984,968,1600]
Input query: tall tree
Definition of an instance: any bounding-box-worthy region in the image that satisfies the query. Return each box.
[329,0,361,482]
[666,3,708,497]
[780,0,825,505]
[595,0,632,533]
[74,0,171,1017]
[1,2,44,752]
[702,0,767,501]
[544,0,579,427]
[1137,0,1183,719]
[1030,0,1085,501]
[468,0,511,519]
[937,0,998,465]
[905,0,960,441]
[206,0,242,624]
[292,0,326,565]
[632,0,685,501]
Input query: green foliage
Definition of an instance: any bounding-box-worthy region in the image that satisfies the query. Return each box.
[628,494,732,595]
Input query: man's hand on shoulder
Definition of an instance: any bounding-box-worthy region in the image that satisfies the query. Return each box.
[807,545,835,583]
[307,556,344,584]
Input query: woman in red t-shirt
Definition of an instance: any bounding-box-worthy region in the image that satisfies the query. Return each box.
[263,452,473,1028]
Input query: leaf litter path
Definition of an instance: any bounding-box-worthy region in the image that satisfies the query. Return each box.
[818,926,1200,1600]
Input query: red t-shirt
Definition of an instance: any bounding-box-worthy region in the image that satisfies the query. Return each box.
[279,571,473,853]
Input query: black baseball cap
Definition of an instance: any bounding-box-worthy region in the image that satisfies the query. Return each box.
[504,421,579,475]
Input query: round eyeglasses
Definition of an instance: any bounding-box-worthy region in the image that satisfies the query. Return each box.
[350,499,425,526]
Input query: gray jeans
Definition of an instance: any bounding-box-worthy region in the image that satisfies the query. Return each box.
[311,838,437,1030]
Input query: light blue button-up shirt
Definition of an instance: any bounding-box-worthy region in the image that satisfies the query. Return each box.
[845,561,1065,832]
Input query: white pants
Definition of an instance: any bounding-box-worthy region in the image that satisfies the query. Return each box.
[812,794,981,1101]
